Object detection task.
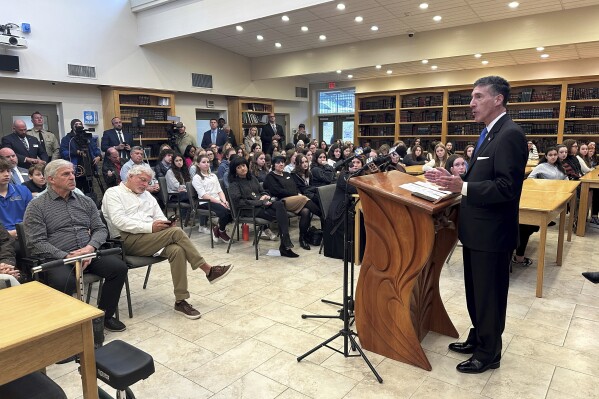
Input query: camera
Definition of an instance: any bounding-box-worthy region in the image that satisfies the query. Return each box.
[164,121,183,147]
[408,32,415,38]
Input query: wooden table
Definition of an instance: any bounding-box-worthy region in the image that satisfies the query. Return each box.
[523,179,580,242]
[0,282,103,398]
[576,168,599,237]
[519,191,572,297]
[405,165,424,175]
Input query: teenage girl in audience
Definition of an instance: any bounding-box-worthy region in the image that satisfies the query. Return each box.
[527,141,539,160]
[577,142,593,173]
[444,154,467,176]
[588,142,598,167]
[236,146,248,160]
[206,148,220,172]
[183,145,196,168]
[560,140,583,180]
[382,151,406,173]
[378,144,390,157]
[249,151,269,183]
[283,150,297,173]
[264,156,322,251]
[296,140,305,152]
[305,149,313,166]
[463,144,475,165]
[319,140,328,153]
[192,154,232,243]
[310,149,336,187]
[403,144,426,166]
[228,157,299,257]
[271,140,281,157]
[154,148,174,178]
[423,142,448,171]
[425,140,438,162]
[244,126,262,153]
[327,143,342,167]
[189,150,206,178]
[342,145,352,160]
[445,142,454,156]
[292,154,318,202]
[406,138,421,155]
[165,153,192,220]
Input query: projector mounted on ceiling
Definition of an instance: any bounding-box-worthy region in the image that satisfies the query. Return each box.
[0,23,28,49]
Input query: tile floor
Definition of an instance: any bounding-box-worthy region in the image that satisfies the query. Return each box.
[47,221,599,399]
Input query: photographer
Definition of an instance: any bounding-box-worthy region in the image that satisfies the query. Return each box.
[59,119,101,195]
[174,123,198,155]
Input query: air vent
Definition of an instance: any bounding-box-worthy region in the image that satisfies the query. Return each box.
[295,87,308,98]
[67,64,96,79]
[192,73,213,88]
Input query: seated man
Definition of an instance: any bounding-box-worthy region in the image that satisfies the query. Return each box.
[23,163,47,196]
[0,158,32,237]
[102,147,123,188]
[24,159,128,332]
[102,164,233,320]
[0,147,29,185]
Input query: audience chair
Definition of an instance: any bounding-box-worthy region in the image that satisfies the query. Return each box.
[316,184,336,254]
[157,176,192,228]
[185,181,215,247]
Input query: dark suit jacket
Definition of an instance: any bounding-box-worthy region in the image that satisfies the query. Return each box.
[1,133,49,168]
[260,123,285,154]
[459,114,527,253]
[201,129,227,149]
[100,129,134,152]
[102,157,123,188]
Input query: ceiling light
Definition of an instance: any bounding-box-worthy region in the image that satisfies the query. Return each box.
[275,42,282,48]
[337,3,346,10]
[474,53,482,58]
[386,70,393,74]
[508,1,519,8]
[355,16,363,22]
[371,25,379,31]
[336,70,342,74]
[319,35,327,41]
[541,53,549,58]
[347,74,353,78]
[301,26,309,32]
[281,15,289,22]
[431,65,438,70]
[375,65,382,69]
[419,3,429,9]
[421,59,429,64]
[256,35,264,41]
[235,25,243,32]
[482,60,489,65]
[433,15,442,22]
[536,46,545,51]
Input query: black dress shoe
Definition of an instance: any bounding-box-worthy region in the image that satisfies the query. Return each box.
[299,236,311,250]
[582,272,599,284]
[456,356,500,374]
[281,234,294,249]
[104,317,127,332]
[448,341,476,354]
[279,246,299,258]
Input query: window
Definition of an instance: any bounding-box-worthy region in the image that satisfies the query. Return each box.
[318,89,355,114]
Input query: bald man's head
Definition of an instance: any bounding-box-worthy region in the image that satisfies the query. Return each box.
[12,120,28,137]
[0,147,18,168]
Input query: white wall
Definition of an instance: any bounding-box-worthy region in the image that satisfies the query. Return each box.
[274,99,311,141]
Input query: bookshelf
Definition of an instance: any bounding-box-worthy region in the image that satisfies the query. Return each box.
[355,93,398,149]
[101,88,176,159]
[399,91,444,152]
[227,98,275,145]
[564,82,599,140]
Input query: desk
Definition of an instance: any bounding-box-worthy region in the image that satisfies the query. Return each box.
[405,165,424,175]
[519,191,572,297]
[576,168,599,236]
[523,179,580,242]
[0,282,103,398]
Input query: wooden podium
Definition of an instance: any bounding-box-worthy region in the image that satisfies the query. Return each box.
[351,171,461,371]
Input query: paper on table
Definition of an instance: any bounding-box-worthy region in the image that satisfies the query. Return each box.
[400,181,452,201]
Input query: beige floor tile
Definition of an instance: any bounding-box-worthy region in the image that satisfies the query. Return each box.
[550,367,599,399]
[126,362,212,399]
[210,371,287,399]
[195,314,276,354]
[504,315,568,346]
[276,388,312,399]
[104,320,164,346]
[318,339,386,381]
[563,317,599,354]
[524,297,576,329]
[145,308,222,342]
[343,359,426,398]
[253,301,325,332]
[255,284,323,309]
[186,338,280,392]
[481,352,554,399]
[410,376,490,399]
[573,303,599,322]
[422,350,491,394]
[255,351,357,399]
[545,388,581,399]
[200,295,273,326]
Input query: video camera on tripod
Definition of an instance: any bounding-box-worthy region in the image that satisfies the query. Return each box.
[164,121,183,148]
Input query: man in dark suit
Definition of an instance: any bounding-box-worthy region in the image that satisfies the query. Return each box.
[2,120,49,169]
[102,147,124,188]
[425,76,527,374]
[101,117,133,160]
[201,118,227,150]
[261,113,285,154]
[0,148,29,185]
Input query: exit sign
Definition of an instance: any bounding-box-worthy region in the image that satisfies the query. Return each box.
[328,82,336,89]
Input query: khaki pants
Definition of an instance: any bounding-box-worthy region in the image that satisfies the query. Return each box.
[121,227,206,301]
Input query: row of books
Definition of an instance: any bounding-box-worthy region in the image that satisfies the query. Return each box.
[449,110,474,121]
[120,95,153,106]
[359,126,395,136]
[399,124,442,135]
[400,110,442,122]
[508,87,562,103]
[527,138,557,154]
[566,105,599,118]
[359,113,395,123]
[244,103,271,112]
[507,108,559,119]
[564,122,599,134]
[567,87,599,100]
[519,123,558,135]
[448,94,471,106]
[401,95,443,108]
[242,112,269,124]
[448,123,486,135]
[120,108,167,121]
[122,125,165,138]
[360,97,396,110]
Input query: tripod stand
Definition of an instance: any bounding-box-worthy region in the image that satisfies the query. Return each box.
[297,172,383,383]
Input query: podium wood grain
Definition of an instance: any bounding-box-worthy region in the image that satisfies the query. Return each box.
[351,171,460,371]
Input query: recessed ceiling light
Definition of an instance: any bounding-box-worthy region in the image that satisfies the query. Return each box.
[235,25,243,32]
[386,70,393,74]
[371,25,379,31]
[422,59,429,64]
[536,46,545,51]
[474,53,482,58]
[433,15,442,22]
[481,60,489,65]
[336,70,342,74]
[319,35,327,41]
[281,15,289,22]
[541,53,549,58]
[431,65,438,70]
[301,26,309,32]
[419,3,429,9]
[347,74,353,78]
[355,16,363,22]
[337,3,346,10]
[275,42,282,48]
[508,1,519,8]
[375,65,382,69]
[256,35,264,41]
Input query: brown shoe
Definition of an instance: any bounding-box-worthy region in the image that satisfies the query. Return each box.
[218,229,231,244]
[206,264,233,284]
[174,300,201,319]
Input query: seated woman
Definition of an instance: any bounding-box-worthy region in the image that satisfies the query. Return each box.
[192,155,232,243]
[236,146,248,160]
[528,141,539,161]
[463,144,475,166]
[327,143,343,167]
[189,149,206,178]
[292,153,318,202]
[165,153,191,220]
[228,156,299,257]
[23,164,47,197]
[250,151,269,183]
[206,148,220,173]
[264,156,322,251]
[283,150,297,173]
[183,145,197,168]
[423,142,448,171]
[382,151,406,173]
[403,144,426,166]
[154,148,174,178]
[310,149,336,187]
[577,142,593,174]
[445,141,454,156]
[561,139,583,180]
[444,154,467,176]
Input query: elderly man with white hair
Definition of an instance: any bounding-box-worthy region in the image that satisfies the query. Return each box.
[102,163,233,320]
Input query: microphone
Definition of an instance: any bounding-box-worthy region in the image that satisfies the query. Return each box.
[351,156,380,176]
[334,147,364,171]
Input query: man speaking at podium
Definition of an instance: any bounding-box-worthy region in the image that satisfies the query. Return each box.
[425,76,527,374]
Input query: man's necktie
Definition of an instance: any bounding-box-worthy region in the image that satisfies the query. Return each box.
[117,130,124,143]
[37,131,45,147]
[11,169,20,184]
[473,127,488,156]
[212,131,216,143]
[20,137,29,151]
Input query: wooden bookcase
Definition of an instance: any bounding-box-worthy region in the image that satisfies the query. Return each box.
[227,98,275,145]
[101,88,176,159]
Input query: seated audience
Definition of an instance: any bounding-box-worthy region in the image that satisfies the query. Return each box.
[292,153,318,202]
[0,223,20,286]
[0,158,33,237]
[403,144,426,166]
[102,147,123,188]
[577,142,593,174]
[444,154,467,176]
[217,147,237,181]
[445,141,454,156]
[250,151,269,183]
[24,163,47,196]
[0,147,29,185]
[559,141,583,180]
[165,154,191,219]
[327,143,342,167]
[154,148,174,178]
[24,159,127,331]
[310,150,336,187]
[183,145,196,168]
[382,150,406,172]
[423,143,448,171]
[406,137,421,155]
[528,141,539,160]
[283,150,296,173]
[236,146,248,160]
[463,144,475,165]
[206,148,219,172]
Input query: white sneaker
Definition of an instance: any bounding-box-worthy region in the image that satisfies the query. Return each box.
[262,228,278,241]
[198,226,210,234]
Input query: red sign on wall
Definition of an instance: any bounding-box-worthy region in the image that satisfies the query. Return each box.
[328,82,336,89]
